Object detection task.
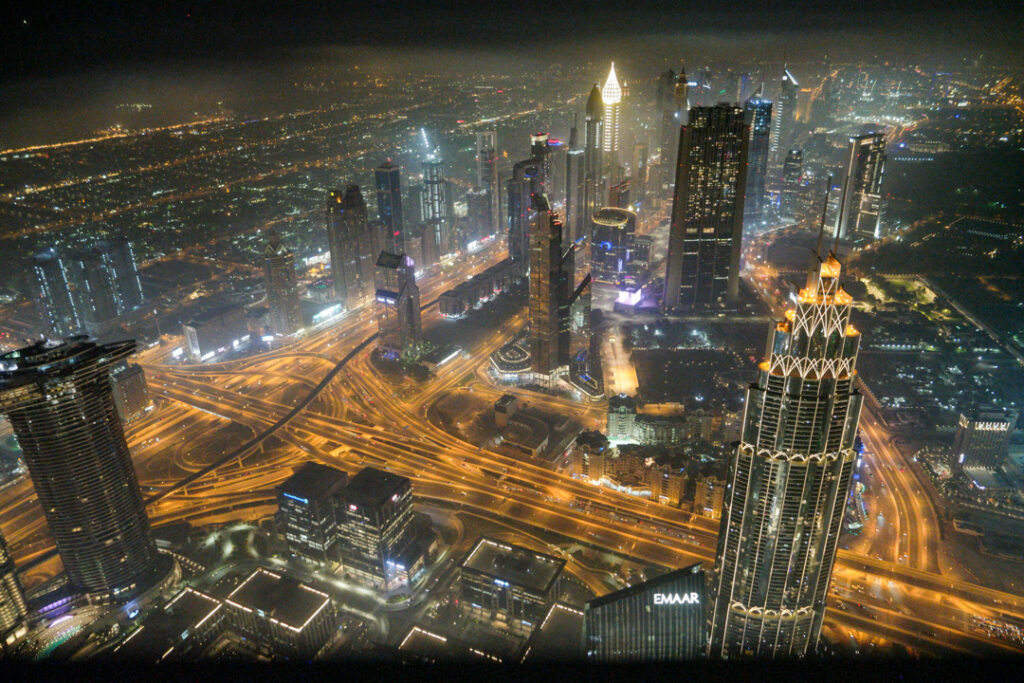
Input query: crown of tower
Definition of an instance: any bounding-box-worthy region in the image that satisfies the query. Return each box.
[602,63,622,104]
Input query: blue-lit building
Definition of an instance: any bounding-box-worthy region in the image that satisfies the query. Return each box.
[375,161,405,253]
[276,462,349,564]
[743,97,773,231]
[590,207,638,283]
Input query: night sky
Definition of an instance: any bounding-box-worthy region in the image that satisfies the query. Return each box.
[3,1,1023,82]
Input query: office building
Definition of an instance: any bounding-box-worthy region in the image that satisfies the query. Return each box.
[375,161,405,253]
[114,587,224,662]
[110,361,151,423]
[771,67,799,163]
[263,230,302,336]
[608,180,630,210]
[590,208,637,282]
[663,105,750,310]
[743,97,773,231]
[459,537,565,636]
[546,137,568,208]
[601,63,623,167]
[476,130,500,236]
[1,529,29,652]
[465,186,491,243]
[583,564,707,661]
[528,197,572,377]
[337,467,424,590]
[225,568,336,659]
[32,249,82,338]
[657,66,689,195]
[0,338,160,600]
[65,240,144,334]
[421,157,452,258]
[375,252,422,358]
[953,407,1017,471]
[584,84,604,232]
[693,475,726,519]
[709,253,864,658]
[565,115,586,243]
[781,149,803,216]
[835,133,886,240]
[276,462,349,565]
[507,159,542,268]
[182,302,248,362]
[327,185,375,310]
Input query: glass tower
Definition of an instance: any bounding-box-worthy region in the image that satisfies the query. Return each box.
[374,161,405,254]
[743,97,773,231]
[709,253,864,658]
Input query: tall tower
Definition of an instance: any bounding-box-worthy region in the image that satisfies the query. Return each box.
[781,149,803,217]
[263,230,303,336]
[743,96,773,231]
[476,131,500,236]
[328,185,374,310]
[584,84,604,237]
[0,338,161,600]
[834,133,886,240]
[65,240,145,334]
[375,161,405,254]
[663,105,750,310]
[709,252,864,659]
[421,157,452,258]
[31,249,81,338]
[0,528,29,650]
[506,159,542,269]
[771,67,799,164]
[531,132,552,191]
[375,252,421,359]
[601,63,623,168]
[565,115,587,244]
[529,196,568,377]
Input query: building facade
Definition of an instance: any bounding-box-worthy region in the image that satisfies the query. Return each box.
[601,63,623,168]
[743,97,773,231]
[835,133,886,240]
[421,157,452,259]
[590,207,638,282]
[110,361,151,423]
[276,462,349,564]
[375,161,405,254]
[952,407,1017,471]
[375,252,422,358]
[32,249,82,338]
[528,197,571,377]
[476,131,500,236]
[709,253,863,658]
[0,529,29,652]
[263,231,303,336]
[327,185,375,310]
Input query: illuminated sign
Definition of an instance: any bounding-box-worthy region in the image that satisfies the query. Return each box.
[653,592,700,606]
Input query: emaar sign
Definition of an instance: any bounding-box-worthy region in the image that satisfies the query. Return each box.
[653,592,700,606]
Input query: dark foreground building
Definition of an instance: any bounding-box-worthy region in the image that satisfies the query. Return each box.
[582,563,707,661]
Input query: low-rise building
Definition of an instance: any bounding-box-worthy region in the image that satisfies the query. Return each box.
[115,587,224,662]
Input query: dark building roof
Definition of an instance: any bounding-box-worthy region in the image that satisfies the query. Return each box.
[495,394,517,410]
[226,568,330,631]
[278,462,348,503]
[461,537,564,594]
[376,251,405,269]
[343,467,411,509]
[115,587,222,661]
[586,563,704,610]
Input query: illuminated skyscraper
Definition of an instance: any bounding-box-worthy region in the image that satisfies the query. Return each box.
[953,407,1017,471]
[529,196,571,378]
[531,132,552,192]
[565,115,587,244]
[32,249,81,338]
[743,96,773,231]
[0,528,29,651]
[65,240,145,335]
[263,230,303,336]
[663,105,749,310]
[601,63,623,167]
[421,157,453,258]
[375,252,422,358]
[506,159,542,269]
[327,185,375,310]
[590,207,637,282]
[0,338,161,601]
[584,84,604,233]
[771,67,799,163]
[834,133,886,240]
[709,253,863,658]
[375,161,405,254]
[781,149,803,216]
[476,131,500,236]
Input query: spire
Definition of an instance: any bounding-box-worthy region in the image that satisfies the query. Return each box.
[602,63,622,104]
[586,84,603,119]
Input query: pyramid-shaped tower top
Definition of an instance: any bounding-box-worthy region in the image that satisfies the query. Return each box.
[586,84,603,118]
[602,63,622,104]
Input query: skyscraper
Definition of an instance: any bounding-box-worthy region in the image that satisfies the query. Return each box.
[276,462,349,565]
[529,196,570,378]
[565,115,587,244]
[65,240,145,334]
[531,132,552,191]
[375,252,422,358]
[781,149,803,216]
[631,142,648,212]
[834,133,886,240]
[601,63,623,169]
[743,97,773,231]
[375,161,405,254]
[421,157,452,258]
[32,249,81,338]
[475,130,500,236]
[506,159,542,268]
[663,105,750,310]
[590,207,637,282]
[709,252,864,658]
[327,185,374,310]
[0,528,29,651]
[952,407,1017,471]
[584,84,604,234]
[263,230,303,336]
[0,338,161,600]
[771,67,799,164]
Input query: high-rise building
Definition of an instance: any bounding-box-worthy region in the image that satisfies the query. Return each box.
[709,253,864,659]
[327,185,375,310]
[0,338,161,600]
[375,161,405,254]
[421,157,452,258]
[506,159,542,268]
[476,131,500,236]
[64,240,145,334]
[547,137,567,209]
[32,249,81,338]
[952,407,1017,471]
[465,186,491,243]
[663,105,750,310]
[630,143,648,212]
[771,67,799,164]
[565,115,587,244]
[584,84,604,229]
[590,207,637,282]
[834,133,886,240]
[262,230,303,336]
[743,97,773,231]
[375,252,422,358]
[601,63,623,167]
[658,67,689,192]
[781,149,803,216]
[110,361,151,423]
[529,197,570,377]
[583,564,707,661]
[276,462,349,565]
[337,467,424,590]
[0,528,29,651]
[531,132,552,191]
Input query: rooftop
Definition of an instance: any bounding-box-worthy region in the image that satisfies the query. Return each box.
[343,467,411,509]
[115,587,222,661]
[278,462,348,503]
[226,568,331,632]
[461,537,564,594]
[521,603,584,662]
